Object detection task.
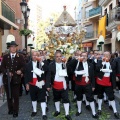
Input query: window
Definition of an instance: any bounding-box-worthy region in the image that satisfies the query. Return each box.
[85,6,92,18]
[109,4,112,11]
[104,8,107,15]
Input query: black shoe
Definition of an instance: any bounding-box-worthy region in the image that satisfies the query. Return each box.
[13,113,18,118]
[114,112,120,119]
[97,110,102,115]
[42,115,47,120]
[8,111,13,115]
[76,112,82,116]
[86,105,91,111]
[46,107,49,112]
[109,105,113,110]
[31,112,37,117]
[54,111,60,117]
[92,114,99,119]
[104,100,108,104]
[65,115,72,120]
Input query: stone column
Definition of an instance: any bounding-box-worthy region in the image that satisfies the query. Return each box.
[111,29,118,53]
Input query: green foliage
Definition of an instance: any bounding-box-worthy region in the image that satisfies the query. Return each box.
[36,13,60,50]
[19,29,33,36]
[99,107,111,120]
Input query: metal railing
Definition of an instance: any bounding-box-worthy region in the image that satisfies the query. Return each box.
[1,1,15,23]
[89,6,102,17]
[107,6,120,25]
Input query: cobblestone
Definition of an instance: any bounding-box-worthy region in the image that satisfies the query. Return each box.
[0,91,120,120]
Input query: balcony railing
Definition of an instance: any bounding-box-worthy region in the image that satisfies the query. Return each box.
[89,6,102,17]
[107,6,120,25]
[1,1,15,23]
[84,31,98,40]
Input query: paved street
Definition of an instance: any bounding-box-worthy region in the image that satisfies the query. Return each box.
[0,91,120,120]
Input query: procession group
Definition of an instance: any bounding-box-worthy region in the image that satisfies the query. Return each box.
[0,39,120,120]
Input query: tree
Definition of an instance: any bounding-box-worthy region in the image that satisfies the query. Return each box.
[36,13,60,50]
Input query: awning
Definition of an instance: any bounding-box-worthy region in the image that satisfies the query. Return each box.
[0,15,19,30]
[83,42,93,47]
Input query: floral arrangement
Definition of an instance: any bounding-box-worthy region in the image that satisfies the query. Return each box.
[56,43,79,54]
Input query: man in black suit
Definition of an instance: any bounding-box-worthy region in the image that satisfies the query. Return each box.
[68,52,98,118]
[25,51,48,120]
[1,40,25,118]
[46,51,72,120]
[96,51,119,119]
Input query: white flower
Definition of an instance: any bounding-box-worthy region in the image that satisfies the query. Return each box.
[62,45,68,48]
[69,49,75,54]
[60,49,63,52]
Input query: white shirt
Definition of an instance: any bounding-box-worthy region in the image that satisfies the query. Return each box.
[82,61,89,77]
[55,62,66,89]
[32,61,37,78]
[55,62,65,81]
[10,53,16,58]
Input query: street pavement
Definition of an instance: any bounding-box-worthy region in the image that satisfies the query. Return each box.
[0,91,120,120]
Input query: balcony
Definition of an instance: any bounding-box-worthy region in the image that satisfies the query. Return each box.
[1,1,15,23]
[106,6,120,31]
[99,0,110,6]
[89,6,102,19]
[83,30,98,42]
[0,1,18,29]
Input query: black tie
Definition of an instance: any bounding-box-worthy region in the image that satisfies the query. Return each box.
[39,62,42,69]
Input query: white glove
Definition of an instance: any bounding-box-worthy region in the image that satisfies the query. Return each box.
[36,81,45,89]
[102,62,106,66]
[85,76,89,83]
[32,68,44,77]
[94,59,97,63]
[75,70,85,75]
[41,62,44,66]
[100,69,112,73]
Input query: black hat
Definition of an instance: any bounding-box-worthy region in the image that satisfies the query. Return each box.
[9,41,18,47]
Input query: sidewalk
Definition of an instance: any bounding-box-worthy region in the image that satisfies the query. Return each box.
[114,91,120,102]
[0,96,6,107]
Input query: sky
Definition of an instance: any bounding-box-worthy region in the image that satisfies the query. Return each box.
[37,0,79,20]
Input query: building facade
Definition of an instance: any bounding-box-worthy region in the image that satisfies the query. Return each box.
[77,0,120,52]
[0,0,20,56]
[77,0,100,51]
[100,0,120,52]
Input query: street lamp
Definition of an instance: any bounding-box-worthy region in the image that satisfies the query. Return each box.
[20,0,30,52]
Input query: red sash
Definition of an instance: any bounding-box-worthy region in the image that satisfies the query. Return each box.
[29,78,37,86]
[75,77,90,86]
[97,77,111,86]
[53,81,64,90]
[116,74,120,77]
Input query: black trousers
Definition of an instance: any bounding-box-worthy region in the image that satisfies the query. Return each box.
[75,84,94,102]
[52,88,69,103]
[29,84,46,102]
[4,83,20,113]
[97,84,114,101]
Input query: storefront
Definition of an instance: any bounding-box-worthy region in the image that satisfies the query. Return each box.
[83,42,93,51]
